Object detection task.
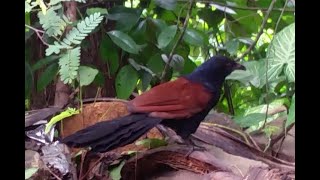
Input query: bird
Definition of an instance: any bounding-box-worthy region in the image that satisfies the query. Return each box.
[61,55,246,153]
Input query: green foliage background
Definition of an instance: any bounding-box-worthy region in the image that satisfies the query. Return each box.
[25,0,295,133]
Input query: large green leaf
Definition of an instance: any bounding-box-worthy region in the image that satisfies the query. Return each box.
[78,66,99,87]
[226,69,254,85]
[197,8,224,29]
[233,113,267,128]
[181,59,197,75]
[130,20,147,44]
[157,25,177,49]
[107,30,141,54]
[286,94,295,127]
[115,65,139,99]
[25,61,33,98]
[267,23,295,82]
[147,53,165,77]
[155,0,177,10]
[225,39,239,56]
[183,28,207,46]
[107,6,141,32]
[37,63,59,92]
[99,35,119,75]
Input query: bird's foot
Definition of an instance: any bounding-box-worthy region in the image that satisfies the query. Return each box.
[185,142,207,157]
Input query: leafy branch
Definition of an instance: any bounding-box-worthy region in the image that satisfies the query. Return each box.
[160,0,195,82]
[235,0,278,61]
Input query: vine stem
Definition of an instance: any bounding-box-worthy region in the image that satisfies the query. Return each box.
[160,0,194,83]
[235,0,278,61]
[25,24,49,46]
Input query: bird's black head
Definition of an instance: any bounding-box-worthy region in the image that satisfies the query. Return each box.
[185,55,246,92]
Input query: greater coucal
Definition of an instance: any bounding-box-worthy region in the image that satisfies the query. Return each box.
[61,55,246,152]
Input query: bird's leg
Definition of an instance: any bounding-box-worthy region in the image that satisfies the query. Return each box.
[156,125,184,144]
[183,137,206,157]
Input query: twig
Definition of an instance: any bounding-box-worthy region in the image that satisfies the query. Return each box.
[160,0,194,83]
[247,133,262,151]
[80,153,105,180]
[79,150,87,179]
[275,0,289,33]
[45,164,62,180]
[75,97,129,104]
[223,82,235,115]
[201,122,251,145]
[262,0,288,129]
[177,0,295,12]
[25,24,49,46]
[235,0,278,61]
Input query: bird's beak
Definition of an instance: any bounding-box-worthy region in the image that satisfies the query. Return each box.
[233,63,246,71]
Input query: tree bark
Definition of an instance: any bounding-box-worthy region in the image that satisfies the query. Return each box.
[53,1,78,108]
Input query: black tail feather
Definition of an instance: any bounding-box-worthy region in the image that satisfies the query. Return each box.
[61,113,162,153]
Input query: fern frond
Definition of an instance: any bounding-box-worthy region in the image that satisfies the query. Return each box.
[49,0,86,6]
[45,12,104,56]
[58,47,81,84]
[38,8,67,37]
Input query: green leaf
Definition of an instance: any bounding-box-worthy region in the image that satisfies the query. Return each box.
[86,7,108,16]
[147,53,165,77]
[183,28,206,46]
[25,167,38,179]
[110,161,125,180]
[135,138,168,148]
[92,71,105,87]
[155,0,177,10]
[37,63,59,92]
[25,61,33,98]
[107,30,141,54]
[32,55,60,71]
[226,69,254,84]
[267,23,295,82]
[99,35,119,75]
[45,12,104,56]
[225,39,239,56]
[157,25,177,49]
[197,8,224,29]
[140,70,153,91]
[286,94,295,127]
[107,6,141,32]
[115,65,139,99]
[78,66,99,86]
[58,47,81,84]
[181,59,197,75]
[233,113,267,128]
[242,60,266,88]
[38,8,67,37]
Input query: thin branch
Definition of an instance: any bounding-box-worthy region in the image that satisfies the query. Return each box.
[160,0,194,83]
[45,164,62,180]
[235,0,278,61]
[25,24,49,46]
[177,0,295,12]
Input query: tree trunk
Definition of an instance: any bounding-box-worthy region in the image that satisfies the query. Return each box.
[53,2,77,108]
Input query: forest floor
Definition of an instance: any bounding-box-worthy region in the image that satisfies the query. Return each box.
[25,101,295,180]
